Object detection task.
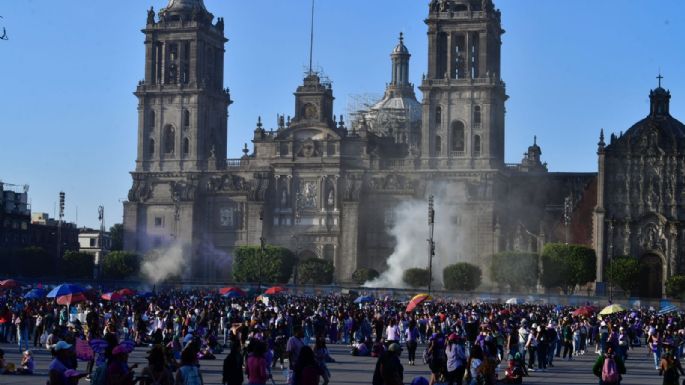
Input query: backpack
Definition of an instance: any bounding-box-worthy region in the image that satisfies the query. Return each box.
[601,356,619,383]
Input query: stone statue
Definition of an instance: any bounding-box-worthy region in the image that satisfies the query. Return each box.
[147,7,155,25]
[281,189,288,207]
[327,189,335,208]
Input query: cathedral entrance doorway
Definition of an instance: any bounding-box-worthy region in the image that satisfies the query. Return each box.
[638,254,663,298]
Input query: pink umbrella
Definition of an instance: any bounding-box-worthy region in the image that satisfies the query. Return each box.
[56,292,87,305]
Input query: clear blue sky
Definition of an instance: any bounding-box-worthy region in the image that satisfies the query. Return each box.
[2,0,685,229]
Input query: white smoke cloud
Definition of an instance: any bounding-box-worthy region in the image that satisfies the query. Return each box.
[141,241,188,284]
[365,183,468,288]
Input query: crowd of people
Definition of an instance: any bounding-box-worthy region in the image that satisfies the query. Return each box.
[0,285,681,385]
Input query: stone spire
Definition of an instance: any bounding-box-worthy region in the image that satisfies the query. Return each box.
[649,73,671,118]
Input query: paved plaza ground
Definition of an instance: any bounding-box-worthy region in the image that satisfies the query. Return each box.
[0,342,665,385]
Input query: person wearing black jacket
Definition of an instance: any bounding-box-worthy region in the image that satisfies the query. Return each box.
[223,343,244,385]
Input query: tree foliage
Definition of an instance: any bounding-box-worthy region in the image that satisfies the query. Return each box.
[606,256,640,297]
[666,275,685,300]
[62,251,94,279]
[403,268,431,288]
[297,258,334,285]
[232,245,295,284]
[101,251,140,279]
[490,252,539,291]
[444,262,482,291]
[540,243,596,294]
[352,268,380,285]
[109,224,124,251]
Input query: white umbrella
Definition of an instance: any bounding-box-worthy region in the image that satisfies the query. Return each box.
[505,297,523,305]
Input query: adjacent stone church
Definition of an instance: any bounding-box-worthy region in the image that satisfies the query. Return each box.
[123,0,682,297]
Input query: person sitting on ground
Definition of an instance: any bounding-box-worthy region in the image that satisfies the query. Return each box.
[503,358,524,384]
[17,350,34,375]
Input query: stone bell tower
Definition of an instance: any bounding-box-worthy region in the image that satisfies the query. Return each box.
[420,0,507,170]
[134,0,232,173]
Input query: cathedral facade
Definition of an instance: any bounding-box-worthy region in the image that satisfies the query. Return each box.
[123,0,677,297]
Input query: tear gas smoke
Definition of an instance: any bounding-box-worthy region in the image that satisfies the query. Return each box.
[365,183,468,288]
[141,241,188,284]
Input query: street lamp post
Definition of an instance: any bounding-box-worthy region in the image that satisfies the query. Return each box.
[259,209,265,293]
[427,196,435,294]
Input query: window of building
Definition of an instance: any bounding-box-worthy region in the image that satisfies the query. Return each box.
[451,121,465,153]
[473,105,481,127]
[183,137,190,156]
[164,125,175,154]
[149,138,155,156]
[435,106,442,125]
[435,135,442,155]
[183,110,190,127]
[473,135,481,156]
[90,238,96,247]
[154,217,164,227]
[149,110,155,128]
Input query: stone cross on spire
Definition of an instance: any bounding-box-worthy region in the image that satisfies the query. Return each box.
[657,72,664,88]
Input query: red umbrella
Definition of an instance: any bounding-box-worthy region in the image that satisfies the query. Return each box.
[572,305,596,317]
[406,293,432,313]
[117,288,136,296]
[219,287,245,295]
[57,292,87,305]
[264,286,287,295]
[0,279,19,289]
[101,292,125,302]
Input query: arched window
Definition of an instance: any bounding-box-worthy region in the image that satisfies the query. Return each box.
[435,135,442,155]
[183,109,190,127]
[183,137,190,156]
[451,121,465,153]
[435,106,442,125]
[148,138,155,156]
[473,105,481,127]
[473,135,481,156]
[164,125,175,154]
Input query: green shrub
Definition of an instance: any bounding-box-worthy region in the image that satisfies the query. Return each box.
[298,258,334,284]
[62,251,94,279]
[490,252,539,291]
[666,275,685,300]
[541,243,596,294]
[232,245,295,284]
[606,256,640,297]
[101,251,140,279]
[443,262,482,291]
[403,268,431,288]
[352,268,380,285]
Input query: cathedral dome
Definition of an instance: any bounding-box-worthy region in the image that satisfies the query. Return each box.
[392,33,410,55]
[163,0,207,13]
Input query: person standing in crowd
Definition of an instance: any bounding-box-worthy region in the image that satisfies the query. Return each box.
[294,346,324,385]
[138,345,173,385]
[659,350,685,385]
[246,340,270,385]
[372,343,403,385]
[444,333,466,385]
[405,319,419,366]
[287,326,306,384]
[593,346,625,385]
[223,342,243,385]
[175,347,203,385]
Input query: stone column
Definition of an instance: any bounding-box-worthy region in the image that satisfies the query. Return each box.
[428,30,437,78]
[338,202,360,282]
[446,32,453,79]
[593,134,607,290]
[479,32,488,78]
